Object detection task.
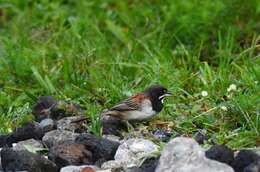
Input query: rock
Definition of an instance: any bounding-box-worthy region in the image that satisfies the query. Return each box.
[32,96,58,121]
[48,143,92,169]
[205,145,234,165]
[75,133,120,165]
[39,118,55,132]
[56,116,87,133]
[60,165,100,172]
[101,116,127,137]
[1,147,58,172]
[42,130,79,147]
[32,96,85,121]
[102,135,121,143]
[194,131,208,145]
[126,157,159,172]
[13,139,43,152]
[0,150,2,170]
[155,137,234,172]
[50,100,85,120]
[114,139,159,168]
[0,135,10,147]
[101,160,123,170]
[152,129,172,142]
[0,122,44,147]
[244,160,260,172]
[231,150,260,172]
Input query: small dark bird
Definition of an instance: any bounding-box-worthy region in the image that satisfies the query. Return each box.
[102,85,172,121]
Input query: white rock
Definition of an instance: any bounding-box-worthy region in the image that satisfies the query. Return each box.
[101,160,123,169]
[114,138,159,168]
[156,137,234,172]
[60,165,99,172]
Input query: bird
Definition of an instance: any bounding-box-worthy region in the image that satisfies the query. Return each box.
[102,85,172,121]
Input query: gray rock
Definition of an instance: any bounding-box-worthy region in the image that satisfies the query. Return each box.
[13,139,43,152]
[231,149,260,172]
[0,156,1,171]
[0,122,44,147]
[205,145,234,166]
[254,147,260,156]
[56,116,86,132]
[42,130,79,147]
[102,157,159,172]
[244,160,260,172]
[60,165,100,172]
[39,118,55,132]
[1,147,58,172]
[156,137,234,172]
[102,135,121,143]
[48,143,92,168]
[114,138,159,168]
[75,133,120,165]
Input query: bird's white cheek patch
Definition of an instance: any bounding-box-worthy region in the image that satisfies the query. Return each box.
[159,93,172,104]
[161,98,165,104]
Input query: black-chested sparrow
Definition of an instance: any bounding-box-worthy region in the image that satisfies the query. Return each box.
[102,85,172,121]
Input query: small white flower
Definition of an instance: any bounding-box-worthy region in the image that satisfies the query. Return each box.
[220,106,228,111]
[201,91,208,97]
[227,84,237,92]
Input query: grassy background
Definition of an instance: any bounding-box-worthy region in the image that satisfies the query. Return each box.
[0,0,259,148]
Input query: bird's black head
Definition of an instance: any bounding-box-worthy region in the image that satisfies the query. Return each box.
[144,85,172,112]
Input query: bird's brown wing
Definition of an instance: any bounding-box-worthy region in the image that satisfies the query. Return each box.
[102,93,145,116]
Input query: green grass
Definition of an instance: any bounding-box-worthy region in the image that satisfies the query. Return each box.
[0,0,259,149]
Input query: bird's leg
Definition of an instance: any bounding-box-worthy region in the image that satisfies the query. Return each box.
[123,120,135,132]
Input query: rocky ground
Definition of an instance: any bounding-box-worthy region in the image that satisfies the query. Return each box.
[0,96,259,172]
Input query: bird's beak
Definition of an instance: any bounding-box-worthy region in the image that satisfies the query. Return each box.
[164,92,172,97]
[159,92,172,101]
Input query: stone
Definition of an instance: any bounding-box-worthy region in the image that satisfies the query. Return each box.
[101,160,123,170]
[48,143,92,169]
[32,96,85,121]
[56,116,87,133]
[75,133,119,165]
[39,118,55,132]
[42,130,79,147]
[102,135,121,143]
[0,135,10,147]
[101,116,127,137]
[50,101,85,120]
[231,150,260,172]
[114,139,159,168]
[152,129,172,142]
[205,145,234,165]
[136,157,159,172]
[13,139,43,152]
[125,157,159,172]
[60,165,100,172]
[155,137,234,172]
[244,160,260,172]
[0,150,2,170]
[0,122,44,147]
[32,96,58,121]
[194,131,208,145]
[1,147,58,172]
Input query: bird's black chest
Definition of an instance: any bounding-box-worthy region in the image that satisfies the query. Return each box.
[151,99,163,112]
